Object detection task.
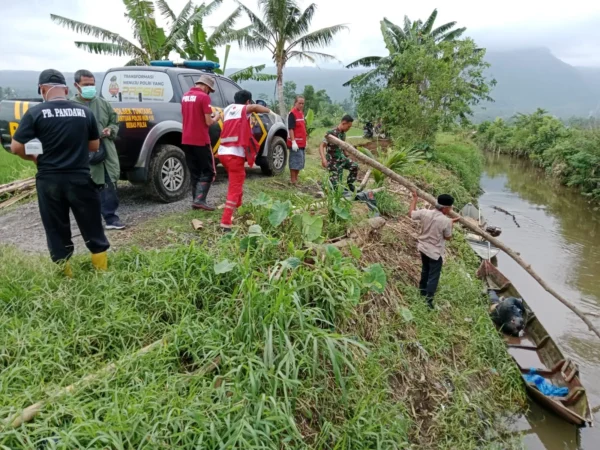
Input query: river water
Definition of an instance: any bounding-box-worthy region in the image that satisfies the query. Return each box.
[478,154,600,449]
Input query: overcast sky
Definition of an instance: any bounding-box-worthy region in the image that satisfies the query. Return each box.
[2,0,600,72]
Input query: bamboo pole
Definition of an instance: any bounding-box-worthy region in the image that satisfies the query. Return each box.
[0,178,35,196]
[6,338,220,428]
[358,169,372,191]
[0,190,34,210]
[326,134,600,340]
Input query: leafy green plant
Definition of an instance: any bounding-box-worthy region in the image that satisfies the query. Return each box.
[237,0,347,116]
[358,145,425,187]
[292,212,324,243]
[268,200,292,227]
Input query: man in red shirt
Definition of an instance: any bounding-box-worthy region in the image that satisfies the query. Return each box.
[287,96,307,185]
[181,75,221,210]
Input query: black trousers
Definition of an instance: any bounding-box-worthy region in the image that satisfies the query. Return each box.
[183,145,215,186]
[37,174,110,262]
[99,171,121,226]
[419,252,443,303]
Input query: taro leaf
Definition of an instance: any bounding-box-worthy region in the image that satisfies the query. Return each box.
[400,307,414,323]
[302,213,323,242]
[281,257,301,270]
[248,224,263,236]
[349,245,362,259]
[268,200,292,227]
[292,213,303,229]
[252,192,272,207]
[214,259,236,274]
[364,263,387,293]
[333,204,351,221]
[325,245,342,260]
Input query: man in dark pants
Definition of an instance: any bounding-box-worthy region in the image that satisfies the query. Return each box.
[181,74,221,210]
[408,191,459,308]
[10,69,110,276]
[71,69,125,230]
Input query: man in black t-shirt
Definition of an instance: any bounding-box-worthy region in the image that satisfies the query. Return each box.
[10,69,110,274]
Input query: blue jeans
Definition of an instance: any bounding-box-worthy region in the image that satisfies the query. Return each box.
[100,177,121,225]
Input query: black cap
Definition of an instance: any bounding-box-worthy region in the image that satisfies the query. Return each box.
[38,69,67,94]
[437,194,455,207]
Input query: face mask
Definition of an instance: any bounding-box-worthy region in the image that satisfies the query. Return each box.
[78,85,97,99]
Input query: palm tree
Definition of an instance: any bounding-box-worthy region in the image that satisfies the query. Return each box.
[236,0,347,116]
[51,0,183,65]
[344,9,466,86]
[170,2,276,83]
[52,0,276,83]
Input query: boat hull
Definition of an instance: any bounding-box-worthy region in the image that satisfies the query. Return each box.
[476,260,593,427]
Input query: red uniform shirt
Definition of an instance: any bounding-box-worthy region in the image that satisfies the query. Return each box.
[287,107,307,148]
[181,87,212,146]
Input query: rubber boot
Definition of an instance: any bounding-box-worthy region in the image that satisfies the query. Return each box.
[63,261,73,278]
[193,181,215,211]
[91,251,108,271]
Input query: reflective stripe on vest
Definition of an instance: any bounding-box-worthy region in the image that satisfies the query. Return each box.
[220,105,246,147]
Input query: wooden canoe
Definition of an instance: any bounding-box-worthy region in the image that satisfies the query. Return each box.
[476,260,593,427]
[460,203,501,260]
[465,233,501,260]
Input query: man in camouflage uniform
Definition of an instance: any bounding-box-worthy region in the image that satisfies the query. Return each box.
[319,115,359,191]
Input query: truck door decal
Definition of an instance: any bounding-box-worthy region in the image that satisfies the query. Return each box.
[12,101,30,122]
[113,107,155,129]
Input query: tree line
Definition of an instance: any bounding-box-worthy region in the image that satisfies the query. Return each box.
[51,1,492,135]
[0,87,16,101]
[476,109,600,202]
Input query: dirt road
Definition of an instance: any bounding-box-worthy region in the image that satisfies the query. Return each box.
[0,167,264,255]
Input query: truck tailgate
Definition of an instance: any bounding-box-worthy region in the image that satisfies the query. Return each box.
[0,100,40,152]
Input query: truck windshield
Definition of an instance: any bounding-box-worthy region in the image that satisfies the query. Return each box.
[101,70,174,103]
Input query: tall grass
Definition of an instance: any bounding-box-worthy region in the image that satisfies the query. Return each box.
[0,150,35,184]
[0,149,524,448]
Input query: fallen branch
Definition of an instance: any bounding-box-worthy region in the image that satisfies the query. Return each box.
[326,134,600,340]
[7,338,172,428]
[358,169,372,191]
[0,177,35,196]
[0,189,34,209]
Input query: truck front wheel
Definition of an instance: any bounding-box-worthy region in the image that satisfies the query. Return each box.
[145,144,190,203]
[259,136,287,176]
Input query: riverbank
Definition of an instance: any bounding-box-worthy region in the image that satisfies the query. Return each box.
[0,135,525,448]
[479,154,600,449]
[475,112,600,203]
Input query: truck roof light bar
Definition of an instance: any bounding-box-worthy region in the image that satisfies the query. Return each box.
[149,60,220,71]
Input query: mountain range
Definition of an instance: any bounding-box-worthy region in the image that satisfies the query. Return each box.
[1,48,599,120]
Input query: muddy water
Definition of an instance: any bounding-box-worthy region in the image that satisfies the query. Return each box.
[478,154,600,450]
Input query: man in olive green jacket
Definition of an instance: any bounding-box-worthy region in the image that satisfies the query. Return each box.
[72,69,125,230]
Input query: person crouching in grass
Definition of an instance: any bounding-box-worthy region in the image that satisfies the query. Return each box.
[218,90,272,232]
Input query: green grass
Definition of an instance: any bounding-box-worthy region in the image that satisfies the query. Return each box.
[0,141,525,448]
[0,149,35,184]
[401,134,482,208]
